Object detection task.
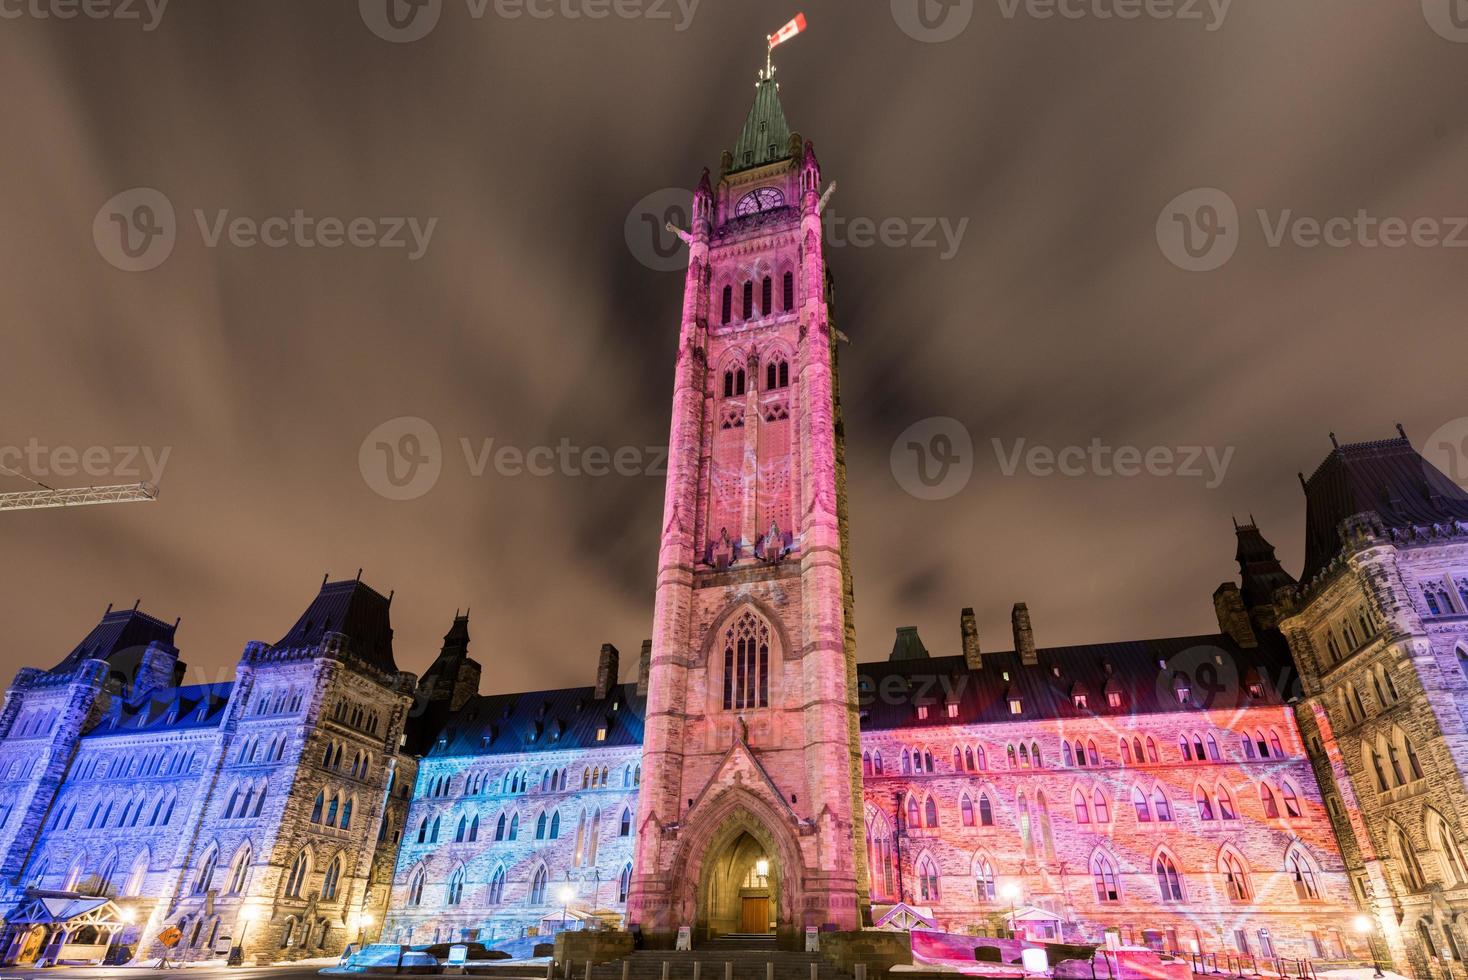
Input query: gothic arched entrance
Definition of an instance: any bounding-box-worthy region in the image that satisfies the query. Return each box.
[668,786,806,943]
[700,830,777,936]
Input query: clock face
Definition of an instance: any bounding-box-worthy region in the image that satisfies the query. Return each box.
[735,187,785,217]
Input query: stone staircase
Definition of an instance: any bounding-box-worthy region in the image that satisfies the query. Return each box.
[567,944,849,980]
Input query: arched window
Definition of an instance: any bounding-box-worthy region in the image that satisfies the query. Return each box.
[1206,734,1220,760]
[227,844,250,895]
[285,850,310,898]
[1155,852,1184,901]
[761,276,772,316]
[863,752,873,776]
[124,850,149,898]
[1458,646,1468,683]
[1393,824,1429,891]
[1281,782,1302,818]
[979,793,994,826]
[326,794,339,827]
[906,795,920,830]
[488,865,506,903]
[961,794,975,827]
[1287,849,1320,900]
[508,813,519,841]
[916,855,940,902]
[1429,811,1468,884]
[976,746,986,770]
[1261,784,1280,818]
[619,808,632,837]
[447,865,465,905]
[1088,741,1099,766]
[965,747,976,771]
[457,815,469,843]
[1063,743,1074,767]
[1146,738,1159,762]
[1217,785,1237,820]
[535,811,547,840]
[407,866,426,906]
[1019,743,1030,768]
[1093,789,1110,823]
[924,797,938,827]
[1366,743,1390,791]
[530,865,549,904]
[722,609,771,710]
[549,811,560,838]
[495,813,507,841]
[1132,787,1151,822]
[1120,739,1132,765]
[721,285,732,325]
[192,848,218,895]
[1196,786,1215,820]
[619,862,633,903]
[782,271,794,311]
[1092,853,1120,902]
[322,855,343,901]
[742,281,753,320]
[974,856,996,900]
[873,751,883,775]
[1221,851,1251,901]
[1074,789,1090,823]
[281,916,297,949]
[1153,788,1172,822]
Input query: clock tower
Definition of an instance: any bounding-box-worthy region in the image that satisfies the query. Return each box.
[628,53,867,942]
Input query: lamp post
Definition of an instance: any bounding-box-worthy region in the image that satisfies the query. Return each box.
[1354,915,1385,978]
[357,913,375,947]
[108,907,135,965]
[228,906,259,967]
[1001,883,1022,941]
[559,886,576,934]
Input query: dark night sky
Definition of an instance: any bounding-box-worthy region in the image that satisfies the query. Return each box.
[2,0,1466,693]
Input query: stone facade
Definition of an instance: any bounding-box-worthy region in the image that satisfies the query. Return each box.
[1276,434,1468,978]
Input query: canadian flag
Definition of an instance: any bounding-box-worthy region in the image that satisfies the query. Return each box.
[767,12,808,50]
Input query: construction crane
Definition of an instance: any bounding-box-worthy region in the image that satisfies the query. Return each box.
[0,461,158,513]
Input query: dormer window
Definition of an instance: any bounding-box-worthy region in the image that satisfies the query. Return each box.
[1073,694,1088,709]
[1107,691,1123,709]
[916,706,929,720]
[595,728,607,742]
[1008,698,1023,715]
[946,703,959,719]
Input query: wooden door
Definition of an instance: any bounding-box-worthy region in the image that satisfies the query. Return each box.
[740,897,769,933]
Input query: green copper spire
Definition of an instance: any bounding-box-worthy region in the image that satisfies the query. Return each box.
[729,68,793,174]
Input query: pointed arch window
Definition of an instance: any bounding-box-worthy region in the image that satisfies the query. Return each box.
[285,850,310,898]
[1394,824,1428,891]
[536,812,548,840]
[1287,849,1320,900]
[761,276,772,316]
[721,285,732,325]
[447,865,466,905]
[961,794,975,827]
[1132,787,1151,822]
[1155,853,1184,901]
[916,855,940,902]
[619,862,634,903]
[1196,786,1215,821]
[1261,784,1280,818]
[906,796,921,830]
[549,811,560,839]
[192,848,218,895]
[975,857,996,900]
[1074,790,1090,824]
[742,281,753,320]
[408,866,426,906]
[722,609,771,710]
[322,855,343,901]
[1063,743,1075,767]
[495,813,507,841]
[227,844,251,895]
[530,865,549,904]
[1153,789,1172,822]
[782,271,794,312]
[924,797,938,827]
[488,865,507,903]
[979,793,994,827]
[125,850,150,897]
[1092,853,1120,902]
[619,807,632,837]
[1093,789,1110,823]
[1217,785,1237,820]
[1281,782,1302,818]
[1221,851,1251,901]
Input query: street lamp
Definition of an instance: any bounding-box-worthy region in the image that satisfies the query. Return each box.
[1354,915,1385,978]
[228,906,260,967]
[357,913,375,947]
[1001,883,1022,941]
[559,886,576,933]
[108,907,135,965]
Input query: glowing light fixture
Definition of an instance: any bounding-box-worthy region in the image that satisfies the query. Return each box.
[755,859,770,877]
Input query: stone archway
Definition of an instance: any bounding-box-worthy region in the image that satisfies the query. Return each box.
[666,786,806,943]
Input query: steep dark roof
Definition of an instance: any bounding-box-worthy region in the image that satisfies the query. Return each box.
[274,579,397,673]
[857,632,1297,732]
[1233,522,1296,610]
[425,683,644,758]
[49,606,176,676]
[1300,434,1468,583]
[406,613,474,754]
[729,74,792,174]
[86,682,234,736]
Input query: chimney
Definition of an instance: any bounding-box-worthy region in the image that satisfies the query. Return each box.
[1212,583,1258,649]
[637,639,652,697]
[596,643,620,700]
[1011,603,1037,666]
[960,607,981,669]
